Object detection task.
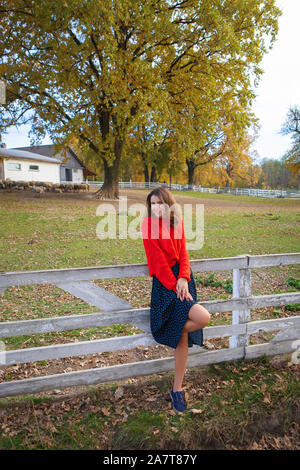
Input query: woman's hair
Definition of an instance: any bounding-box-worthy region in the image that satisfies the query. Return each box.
[145,186,181,228]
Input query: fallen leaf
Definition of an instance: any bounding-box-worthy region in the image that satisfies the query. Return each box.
[101,407,110,416]
[114,386,124,400]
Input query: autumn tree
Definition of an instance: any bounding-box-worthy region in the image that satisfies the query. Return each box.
[199,125,254,187]
[280,105,300,181]
[0,0,281,199]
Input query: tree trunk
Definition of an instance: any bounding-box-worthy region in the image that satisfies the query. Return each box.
[150,165,157,182]
[93,139,123,200]
[141,152,150,182]
[186,158,196,186]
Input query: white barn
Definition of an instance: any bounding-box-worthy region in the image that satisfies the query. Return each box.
[12,144,96,183]
[0,147,61,183]
[0,143,96,183]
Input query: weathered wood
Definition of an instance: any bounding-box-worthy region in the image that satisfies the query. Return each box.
[0,347,244,398]
[204,323,246,339]
[54,280,133,311]
[271,326,300,343]
[3,333,158,365]
[190,256,247,273]
[229,265,251,349]
[0,309,150,338]
[248,253,300,268]
[2,317,297,367]
[2,323,245,365]
[247,292,300,309]
[1,293,299,338]
[0,252,299,398]
[1,253,299,289]
[0,304,247,339]
[247,316,300,334]
[0,263,149,288]
[186,346,244,368]
[245,339,297,359]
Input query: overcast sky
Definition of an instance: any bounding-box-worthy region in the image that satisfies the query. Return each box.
[250,0,300,163]
[2,0,299,164]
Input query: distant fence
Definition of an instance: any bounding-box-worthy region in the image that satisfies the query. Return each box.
[86,181,300,198]
[0,253,299,398]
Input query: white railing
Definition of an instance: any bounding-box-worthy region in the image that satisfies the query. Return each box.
[0,253,299,397]
[85,180,300,198]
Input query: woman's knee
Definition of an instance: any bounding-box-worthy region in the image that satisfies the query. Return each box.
[188,303,211,328]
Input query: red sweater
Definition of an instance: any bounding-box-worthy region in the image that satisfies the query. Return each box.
[141,215,191,293]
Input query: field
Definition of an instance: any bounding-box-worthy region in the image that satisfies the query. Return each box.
[0,187,299,450]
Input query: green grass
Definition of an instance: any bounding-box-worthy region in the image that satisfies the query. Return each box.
[1,191,300,272]
[172,189,300,206]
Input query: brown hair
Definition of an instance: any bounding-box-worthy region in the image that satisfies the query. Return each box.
[145,186,181,228]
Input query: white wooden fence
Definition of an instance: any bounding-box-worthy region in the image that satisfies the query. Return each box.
[0,253,299,397]
[87,180,300,198]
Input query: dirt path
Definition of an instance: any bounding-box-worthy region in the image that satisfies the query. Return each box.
[4,186,299,214]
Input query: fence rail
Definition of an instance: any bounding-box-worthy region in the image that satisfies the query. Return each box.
[86,180,300,198]
[0,253,300,397]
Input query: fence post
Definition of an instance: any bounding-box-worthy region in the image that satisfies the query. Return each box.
[229,255,251,353]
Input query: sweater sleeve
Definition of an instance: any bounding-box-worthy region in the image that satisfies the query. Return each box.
[178,218,191,282]
[141,219,178,293]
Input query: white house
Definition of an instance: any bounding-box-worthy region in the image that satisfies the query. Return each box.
[0,143,96,183]
[0,147,61,183]
[12,144,96,183]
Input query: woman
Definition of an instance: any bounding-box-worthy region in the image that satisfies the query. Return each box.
[141,186,211,413]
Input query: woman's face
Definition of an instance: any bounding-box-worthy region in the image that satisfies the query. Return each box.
[150,194,166,218]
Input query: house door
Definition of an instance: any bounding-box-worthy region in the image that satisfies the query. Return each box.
[0,161,3,179]
[65,168,72,181]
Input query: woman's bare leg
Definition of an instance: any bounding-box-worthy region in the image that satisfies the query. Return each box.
[173,304,211,392]
[173,331,188,392]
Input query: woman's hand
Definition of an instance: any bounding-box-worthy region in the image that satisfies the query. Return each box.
[176,277,193,301]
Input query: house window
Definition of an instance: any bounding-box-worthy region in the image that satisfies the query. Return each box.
[73,168,78,173]
[8,162,21,171]
[29,164,39,171]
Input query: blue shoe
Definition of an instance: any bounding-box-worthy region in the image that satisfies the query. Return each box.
[170,389,186,413]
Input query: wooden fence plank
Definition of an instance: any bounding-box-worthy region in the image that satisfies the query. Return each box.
[1,292,299,338]
[247,292,300,308]
[0,309,150,337]
[0,347,244,398]
[270,326,300,343]
[3,333,157,365]
[1,253,299,289]
[2,324,246,365]
[248,253,300,268]
[54,280,133,311]
[247,316,300,334]
[229,265,251,348]
[245,339,297,359]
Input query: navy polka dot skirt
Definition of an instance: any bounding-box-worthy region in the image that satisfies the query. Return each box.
[150,261,203,349]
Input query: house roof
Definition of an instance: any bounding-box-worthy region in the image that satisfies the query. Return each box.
[11,144,97,175]
[0,148,61,163]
